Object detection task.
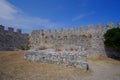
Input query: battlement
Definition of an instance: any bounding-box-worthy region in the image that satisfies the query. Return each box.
[0,25,23,34]
[96,24,103,30]
[106,22,114,29]
[88,24,94,30]
[80,26,84,31]
[0,25,4,31]
[16,29,22,33]
[31,22,120,34]
[8,27,14,32]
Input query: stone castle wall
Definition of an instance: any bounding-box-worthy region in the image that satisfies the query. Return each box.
[0,25,28,50]
[29,22,120,57]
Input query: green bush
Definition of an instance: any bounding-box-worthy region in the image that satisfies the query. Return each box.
[104,27,120,51]
[20,45,25,50]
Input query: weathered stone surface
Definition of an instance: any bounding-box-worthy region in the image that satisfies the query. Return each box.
[28,25,107,58]
[24,48,88,70]
[1,22,119,57]
[0,25,28,50]
[28,22,120,59]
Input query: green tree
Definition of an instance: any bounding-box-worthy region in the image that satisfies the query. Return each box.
[104,27,120,51]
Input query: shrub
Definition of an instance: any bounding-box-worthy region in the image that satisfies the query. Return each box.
[20,45,25,50]
[104,27,120,51]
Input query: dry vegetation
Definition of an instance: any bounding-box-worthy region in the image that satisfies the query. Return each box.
[54,46,79,52]
[0,51,120,80]
[38,46,48,50]
[38,45,80,52]
[38,45,64,51]
[55,48,62,51]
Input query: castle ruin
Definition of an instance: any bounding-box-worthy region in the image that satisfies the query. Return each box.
[0,22,120,70]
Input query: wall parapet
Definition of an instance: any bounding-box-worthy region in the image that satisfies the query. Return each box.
[30,22,120,34]
[0,24,24,34]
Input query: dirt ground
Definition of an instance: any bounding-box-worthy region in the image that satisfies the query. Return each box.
[0,51,120,80]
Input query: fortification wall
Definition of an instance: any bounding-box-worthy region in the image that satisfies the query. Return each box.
[29,22,120,58]
[0,25,28,50]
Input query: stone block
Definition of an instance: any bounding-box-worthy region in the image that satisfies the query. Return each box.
[16,29,21,33]
[88,24,94,30]
[80,26,84,31]
[106,22,114,29]
[8,27,14,32]
[96,24,103,30]
[0,25,4,31]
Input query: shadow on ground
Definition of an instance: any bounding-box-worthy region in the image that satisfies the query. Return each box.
[105,47,120,61]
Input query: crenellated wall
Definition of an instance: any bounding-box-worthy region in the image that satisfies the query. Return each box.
[29,22,120,58]
[0,25,28,50]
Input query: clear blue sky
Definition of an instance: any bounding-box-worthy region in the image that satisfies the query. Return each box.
[0,0,120,33]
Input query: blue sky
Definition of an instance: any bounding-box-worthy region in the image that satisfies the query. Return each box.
[0,0,120,33]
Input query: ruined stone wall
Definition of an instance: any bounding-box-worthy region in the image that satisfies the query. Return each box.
[29,22,120,57]
[24,48,88,70]
[0,25,28,50]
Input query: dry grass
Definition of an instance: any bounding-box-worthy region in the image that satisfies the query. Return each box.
[53,45,64,52]
[0,51,120,80]
[55,48,62,51]
[68,47,79,51]
[38,46,47,50]
[37,44,54,50]
[37,45,79,51]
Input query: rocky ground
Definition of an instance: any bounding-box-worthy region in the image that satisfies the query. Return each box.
[0,51,120,80]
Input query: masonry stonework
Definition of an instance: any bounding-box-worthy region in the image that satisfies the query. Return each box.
[0,25,28,50]
[1,22,119,69]
[24,48,88,70]
[28,22,120,58]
